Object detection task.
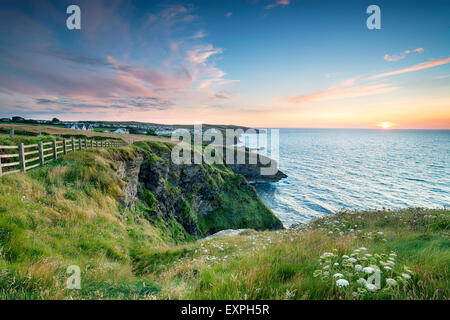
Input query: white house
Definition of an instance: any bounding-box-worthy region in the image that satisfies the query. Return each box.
[65,123,93,131]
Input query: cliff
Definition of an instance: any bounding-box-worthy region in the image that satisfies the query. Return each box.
[116,141,284,238]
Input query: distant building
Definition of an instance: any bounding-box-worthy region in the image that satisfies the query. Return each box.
[112,128,129,134]
[65,123,93,131]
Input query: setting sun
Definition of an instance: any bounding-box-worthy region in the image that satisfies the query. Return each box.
[378,122,395,129]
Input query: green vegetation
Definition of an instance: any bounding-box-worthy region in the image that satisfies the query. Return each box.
[0,137,448,300]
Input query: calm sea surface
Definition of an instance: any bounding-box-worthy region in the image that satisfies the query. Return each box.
[250,129,450,227]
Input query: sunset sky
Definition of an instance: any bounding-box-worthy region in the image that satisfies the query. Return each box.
[0,0,449,128]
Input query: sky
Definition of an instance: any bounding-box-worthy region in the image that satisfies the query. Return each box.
[0,0,449,129]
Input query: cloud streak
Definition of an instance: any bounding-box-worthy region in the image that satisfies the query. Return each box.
[288,83,398,104]
[383,47,424,62]
[265,0,291,10]
[372,57,450,79]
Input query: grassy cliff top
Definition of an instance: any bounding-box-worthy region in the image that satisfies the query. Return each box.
[0,139,448,300]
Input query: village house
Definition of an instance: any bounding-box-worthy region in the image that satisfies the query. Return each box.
[64,123,93,131]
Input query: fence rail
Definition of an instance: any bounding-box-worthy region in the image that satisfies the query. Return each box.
[0,138,127,176]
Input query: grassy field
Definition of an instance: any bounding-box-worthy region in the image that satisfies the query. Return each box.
[0,140,448,300]
[0,124,172,144]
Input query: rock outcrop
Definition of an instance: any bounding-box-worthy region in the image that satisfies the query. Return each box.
[116,143,284,237]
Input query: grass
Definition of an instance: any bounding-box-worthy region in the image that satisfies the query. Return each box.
[0,138,448,300]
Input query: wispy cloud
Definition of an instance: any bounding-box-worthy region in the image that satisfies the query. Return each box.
[383,47,424,62]
[372,57,450,79]
[0,2,237,119]
[265,0,291,10]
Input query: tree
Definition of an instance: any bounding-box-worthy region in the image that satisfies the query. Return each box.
[52,118,61,123]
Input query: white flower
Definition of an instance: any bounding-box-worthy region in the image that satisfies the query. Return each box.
[323,265,330,270]
[323,271,330,276]
[357,278,367,285]
[348,258,357,263]
[339,232,344,236]
[386,278,397,286]
[401,273,411,280]
[355,264,363,271]
[359,247,367,251]
[333,273,344,278]
[334,262,339,266]
[377,232,383,235]
[384,266,392,270]
[336,279,349,287]
[365,253,372,257]
[328,231,333,235]
[363,267,374,274]
[365,283,378,292]
[342,255,349,259]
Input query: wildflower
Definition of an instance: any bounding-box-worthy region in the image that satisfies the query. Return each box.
[334,262,339,266]
[401,273,411,280]
[384,266,392,271]
[363,267,374,274]
[357,278,367,285]
[323,265,330,270]
[328,231,333,235]
[386,278,397,286]
[333,273,344,278]
[377,232,383,235]
[336,279,349,288]
[348,258,357,263]
[365,283,378,292]
[359,247,367,251]
[355,264,363,271]
[342,255,349,259]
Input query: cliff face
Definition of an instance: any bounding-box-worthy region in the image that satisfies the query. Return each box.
[116,143,284,237]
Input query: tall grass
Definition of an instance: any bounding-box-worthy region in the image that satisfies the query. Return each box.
[0,139,448,299]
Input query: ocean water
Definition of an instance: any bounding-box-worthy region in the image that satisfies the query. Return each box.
[251,129,450,227]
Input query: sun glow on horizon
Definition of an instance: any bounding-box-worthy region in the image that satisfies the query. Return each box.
[377,122,395,129]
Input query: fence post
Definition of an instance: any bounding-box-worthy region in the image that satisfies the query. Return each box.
[72,138,75,152]
[18,143,26,172]
[84,138,87,149]
[38,141,44,166]
[0,158,2,176]
[52,140,57,160]
[9,127,14,138]
[63,139,67,155]
[78,138,81,151]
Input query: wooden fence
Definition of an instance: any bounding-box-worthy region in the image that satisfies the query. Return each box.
[0,138,127,177]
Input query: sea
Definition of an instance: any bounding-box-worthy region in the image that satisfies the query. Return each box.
[244,129,449,227]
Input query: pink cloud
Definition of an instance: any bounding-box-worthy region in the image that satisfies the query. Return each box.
[372,57,450,79]
[265,0,291,10]
[187,45,223,64]
[288,83,398,105]
[384,47,424,62]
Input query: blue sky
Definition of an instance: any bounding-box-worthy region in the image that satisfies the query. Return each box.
[0,0,449,128]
